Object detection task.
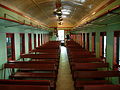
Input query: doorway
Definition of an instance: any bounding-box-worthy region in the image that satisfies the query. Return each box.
[58,30,64,46]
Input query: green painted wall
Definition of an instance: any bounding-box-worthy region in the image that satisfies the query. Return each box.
[0,33,7,79]
[95,32,100,58]
[15,33,21,59]
[0,25,49,79]
[71,14,120,84]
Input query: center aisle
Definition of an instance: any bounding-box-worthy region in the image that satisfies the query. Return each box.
[56,46,75,90]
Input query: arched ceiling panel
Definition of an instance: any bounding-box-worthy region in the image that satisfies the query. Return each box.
[0,0,105,28]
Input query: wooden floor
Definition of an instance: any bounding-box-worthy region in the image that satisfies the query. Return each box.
[56,46,75,90]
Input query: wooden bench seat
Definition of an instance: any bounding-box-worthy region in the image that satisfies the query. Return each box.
[0,85,50,90]
[9,72,57,80]
[0,79,55,89]
[31,49,60,54]
[8,60,59,66]
[69,54,96,59]
[84,85,120,90]
[20,54,59,59]
[70,58,102,63]
[73,71,120,80]
[4,63,57,72]
[75,80,110,88]
[8,61,59,70]
[36,46,60,49]
[71,63,109,71]
[31,59,59,62]
[4,63,58,80]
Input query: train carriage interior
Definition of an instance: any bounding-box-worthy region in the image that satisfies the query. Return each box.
[0,0,120,90]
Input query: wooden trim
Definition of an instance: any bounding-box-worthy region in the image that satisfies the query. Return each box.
[95,0,116,13]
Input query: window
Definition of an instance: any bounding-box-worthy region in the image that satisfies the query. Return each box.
[83,33,85,49]
[86,33,89,50]
[80,33,82,46]
[28,33,32,51]
[113,31,120,71]
[20,33,25,54]
[41,34,43,45]
[100,32,106,58]
[114,32,120,65]
[6,33,15,60]
[38,34,40,47]
[43,34,45,44]
[34,34,36,48]
[92,32,96,53]
[58,30,64,41]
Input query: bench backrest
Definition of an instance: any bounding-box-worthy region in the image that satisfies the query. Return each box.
[72,63,109,70]
[4,63,57,70]
[20,54,59,59]
[31,49,60,53]
[74,71,120,79]
[0,85,50,90]
[8,60,58,64]
[84,85,120,90]
[70,58,102,62]
[0,79,53,86]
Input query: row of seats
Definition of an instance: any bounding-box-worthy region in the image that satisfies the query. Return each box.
[2,41,61,90]
[66,40,120,90]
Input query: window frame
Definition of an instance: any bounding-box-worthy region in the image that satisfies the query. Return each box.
[34,34,36,48]
[6,33,15,61]
[100,32,106,59]
[38,34,40,47]
[28,33,32,51]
